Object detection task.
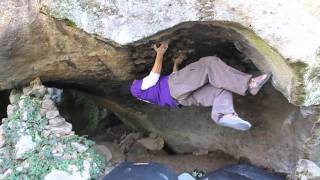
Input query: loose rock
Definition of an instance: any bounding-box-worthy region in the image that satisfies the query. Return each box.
[15,135,36,159]
[46,110,59,119]
[42,99,56,110]
[6,105,16,118]
[93,144,113,162]
[50,122,72,135]
[0,126,5,148]
[71,142,88,153]
[137,136,164,151]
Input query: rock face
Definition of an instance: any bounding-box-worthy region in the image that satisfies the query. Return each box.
[292,159,320,180]
[0,0,319,106]
[0,0,133,91]
[0,79,106,179]
[92,84,320,174]
[41,0,320,106]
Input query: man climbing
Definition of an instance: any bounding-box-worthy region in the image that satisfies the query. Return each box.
[130,42,271,131]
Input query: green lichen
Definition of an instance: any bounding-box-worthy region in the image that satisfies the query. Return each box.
[62,18,77,27]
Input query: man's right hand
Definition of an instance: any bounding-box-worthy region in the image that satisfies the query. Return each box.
[153,41,169,55]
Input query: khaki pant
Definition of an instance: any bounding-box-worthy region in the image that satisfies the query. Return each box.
[168,56,252,122]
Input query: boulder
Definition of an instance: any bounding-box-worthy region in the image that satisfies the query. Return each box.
[15,135,36,159]
[137,136,164,151]
[40,0,320,107]
[292,159,320,180]
[91,85,320,173]
[0,0,319,106]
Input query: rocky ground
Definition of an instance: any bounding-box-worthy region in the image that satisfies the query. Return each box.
[92,124,238,175]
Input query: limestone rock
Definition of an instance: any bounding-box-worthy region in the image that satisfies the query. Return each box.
[15,135,36,159]
[9,90,19,104]
[137,136,164,151]
[71,142,88,153]
[0,126,5,148]
[91,85,320,174]
[119,133,142,153]
[6,104,16,118]
[49,117,66,127]
[1,0,319,107]
[0,169,12,179]
[44,170,84,180]
[40,108,49,117]
[93,144,113,162]
[50,122,72,136]
[42,99,56,110]
[292,159,320,180]
[46,110,59,119]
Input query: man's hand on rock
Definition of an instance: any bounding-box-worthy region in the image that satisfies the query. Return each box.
[173,50,187,65]
[153,41,168,55]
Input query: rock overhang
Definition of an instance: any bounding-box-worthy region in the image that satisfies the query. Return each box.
[39,0,320,106]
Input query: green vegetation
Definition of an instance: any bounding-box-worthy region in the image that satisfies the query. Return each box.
[62,18,77,27]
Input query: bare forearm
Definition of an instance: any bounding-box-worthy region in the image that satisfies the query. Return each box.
[151,53,164,74]
[173,63,178,72]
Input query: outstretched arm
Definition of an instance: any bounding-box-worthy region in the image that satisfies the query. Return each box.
[151,42,168,74]
[141,42,168,90]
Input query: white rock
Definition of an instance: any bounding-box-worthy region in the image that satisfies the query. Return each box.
[21,111,28,121]
[6,104,16,117]
[40,108,48,117]
[49,117,66,127]
[42,130,51,138]
[50,122,72,136]
[22,86,32,95]
[137,137,164,151]
[293,159,320,180]
[45,169,89,180]
[18,99,25,109]
[71,142,88,153]
[15,135,36,159]
[44,170,73,180]
[46,110,59,119]
[0,169,12,179]
[42,99,55,110]
[0,125,5,148]
[93,144,112,162]
[9,91,17,104]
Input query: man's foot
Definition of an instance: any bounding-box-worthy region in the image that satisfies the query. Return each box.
[216,114,251,131]
[248,73,272,95]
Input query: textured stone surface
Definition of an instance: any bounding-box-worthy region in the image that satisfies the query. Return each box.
[40,0,320,106]
[0,79,106,179]
[0,0,133,92]
[0,0,319,106]
[137,136,164,151]
[15,135,36,159]
[292,159,320,180]
[91,85,319,173]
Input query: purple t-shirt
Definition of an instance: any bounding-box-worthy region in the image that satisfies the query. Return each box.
[130,75,177,107]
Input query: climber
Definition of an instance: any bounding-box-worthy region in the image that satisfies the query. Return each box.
[130,42,271,131]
